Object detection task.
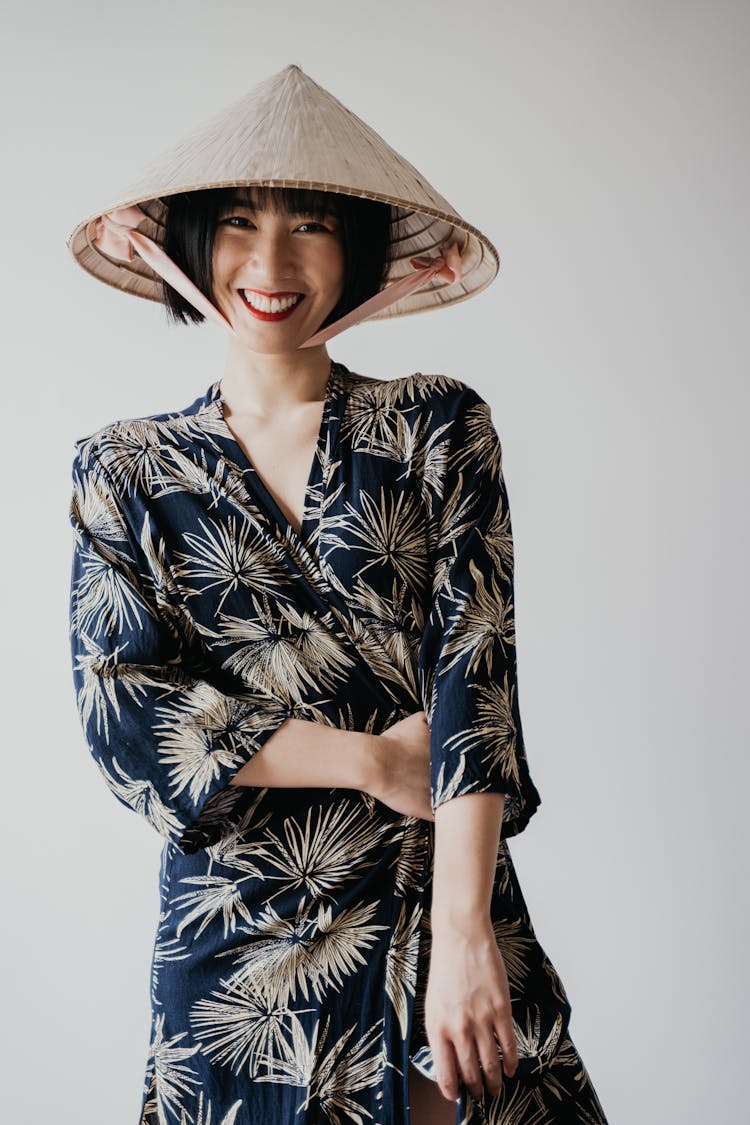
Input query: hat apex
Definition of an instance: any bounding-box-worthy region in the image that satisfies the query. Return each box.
[119,63,461,220]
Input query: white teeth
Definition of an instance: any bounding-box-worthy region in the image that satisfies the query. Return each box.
[242,291,302,313]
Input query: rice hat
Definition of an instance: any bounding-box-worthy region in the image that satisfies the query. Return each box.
[66,63,500,349]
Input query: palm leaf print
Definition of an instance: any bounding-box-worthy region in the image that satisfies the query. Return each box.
[467,1080,550,1125]
[353,573,425,655]
[318,603,416,706]
[348,397,423,473]
[175,513,295,612]
[171,874,256,942]
[69,533,152,640]
[248,799,395,902]
[187,1093,243,1125]
[478,673,523,786]
[151,684,283,806]
[431,749,471,808]
[70,460,131,548]
[197,595,355,703]
[390,818,429,897]
[334,486,429,592]
[453,398,505,480]
[94,419,184,496]
[202,790,281,870]
[95,755,186,842]
[421,415,455,510]
[215,896,389,1006]
[190,973,310,1077]
[139,511,198,635]
[243,1003,314,1087]
[344,380,417,453]
[72,632,125,740]
[533,1035,609,1122]
[384,899,422,1037]
[514,1008,567,1077]
[438,557,515,678]
[438,672,521,790]
[491,916,536,995]
[540,949,571,1009]
[273,1013,385,1125]
[481,488,514,579]
[151,922,192,1006]
[494,839,515,898]
[144,1012,202,1124]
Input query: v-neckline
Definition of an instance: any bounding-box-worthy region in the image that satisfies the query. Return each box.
[205,359,347,548]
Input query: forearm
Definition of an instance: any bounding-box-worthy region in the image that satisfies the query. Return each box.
[229,717,378,793]
[431,792,506,931]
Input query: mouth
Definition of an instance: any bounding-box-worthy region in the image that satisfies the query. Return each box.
[239,289,306,321]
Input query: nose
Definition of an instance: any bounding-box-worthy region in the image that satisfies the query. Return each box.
[241,226,301,290]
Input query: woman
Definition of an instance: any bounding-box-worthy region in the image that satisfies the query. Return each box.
[67,64,609,1125]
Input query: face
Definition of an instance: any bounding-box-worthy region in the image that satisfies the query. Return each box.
[211,188,346,353]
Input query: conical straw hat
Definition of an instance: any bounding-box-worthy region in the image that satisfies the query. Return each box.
[66,63,500,338]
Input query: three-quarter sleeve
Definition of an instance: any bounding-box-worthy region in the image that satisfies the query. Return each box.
[68,442,292,855]
[417,385,542,839]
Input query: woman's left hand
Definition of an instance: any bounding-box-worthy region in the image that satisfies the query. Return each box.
[424,915,518,1103]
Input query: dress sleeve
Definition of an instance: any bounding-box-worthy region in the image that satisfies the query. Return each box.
[68,443,292,855]
[417,385,542,839]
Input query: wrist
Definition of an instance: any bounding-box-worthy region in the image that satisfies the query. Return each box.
[430,902,494,939]
[351,731,383,795]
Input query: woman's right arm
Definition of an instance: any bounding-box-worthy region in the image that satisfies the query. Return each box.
[232,711,435,823]
[70,442,434,858]
[229,718,378,793]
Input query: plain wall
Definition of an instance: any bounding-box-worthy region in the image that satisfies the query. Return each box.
[1,2,748,1122]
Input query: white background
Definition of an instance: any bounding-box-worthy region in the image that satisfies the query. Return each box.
[1,2,748,1122]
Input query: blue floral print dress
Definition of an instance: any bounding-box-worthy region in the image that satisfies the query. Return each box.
[68,360,608,1125]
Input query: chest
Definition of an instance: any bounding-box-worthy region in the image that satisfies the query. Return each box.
[222,401,326,538]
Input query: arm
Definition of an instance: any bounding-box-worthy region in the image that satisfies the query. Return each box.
[230,717,379,793]
[418,383,541,842]
[431,791,505,927]
[418,385,539,1100]
[69,443,338,855]
[427,791,517,1103]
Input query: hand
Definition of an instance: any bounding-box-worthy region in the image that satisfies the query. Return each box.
[425,916,518,1102]
[370,710,434,821]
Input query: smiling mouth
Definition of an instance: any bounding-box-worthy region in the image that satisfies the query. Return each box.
[239,290,306,321]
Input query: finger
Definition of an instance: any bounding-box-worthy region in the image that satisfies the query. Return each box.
[431,1034,460,1103]
[494,1012,519,1077]
[476,1029,504,1098]
[455,1037,484,1100]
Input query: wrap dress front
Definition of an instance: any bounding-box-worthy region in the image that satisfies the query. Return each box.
[68,360,609,1125]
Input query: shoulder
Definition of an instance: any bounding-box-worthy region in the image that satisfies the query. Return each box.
[343,366,488,417]
[70,385,213,478]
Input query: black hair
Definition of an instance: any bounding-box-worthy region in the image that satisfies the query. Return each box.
[160,184,394,329]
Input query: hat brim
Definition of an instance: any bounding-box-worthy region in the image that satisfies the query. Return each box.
[67,182,499,323]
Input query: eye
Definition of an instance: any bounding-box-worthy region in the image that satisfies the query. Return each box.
[222,215,253,228]
[219,215,332,232]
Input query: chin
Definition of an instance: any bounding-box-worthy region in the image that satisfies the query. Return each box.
[232,335,308,358]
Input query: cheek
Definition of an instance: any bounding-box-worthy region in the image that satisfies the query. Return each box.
[325,240,346,290]
[211,232,235,280]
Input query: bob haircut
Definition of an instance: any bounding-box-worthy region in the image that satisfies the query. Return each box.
[161,184,394,329]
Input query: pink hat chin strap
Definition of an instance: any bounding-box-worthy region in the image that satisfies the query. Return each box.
[90,204,468,349]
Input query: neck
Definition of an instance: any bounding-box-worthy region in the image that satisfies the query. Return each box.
[219,337,333,417]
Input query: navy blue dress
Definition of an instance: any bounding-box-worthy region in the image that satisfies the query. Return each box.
[68,360,608,1124]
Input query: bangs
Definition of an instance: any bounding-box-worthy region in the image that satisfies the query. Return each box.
[217,184,341,221]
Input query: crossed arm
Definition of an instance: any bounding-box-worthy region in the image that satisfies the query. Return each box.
[230,715,516,1102]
